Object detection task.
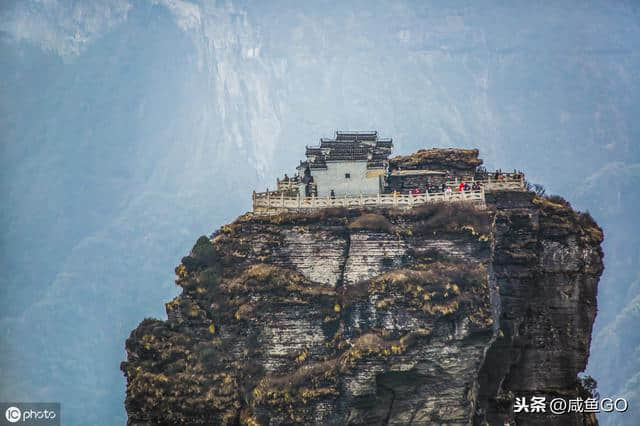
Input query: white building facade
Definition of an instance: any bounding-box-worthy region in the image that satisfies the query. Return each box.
[298,131,393,197]
[310,160,385,197]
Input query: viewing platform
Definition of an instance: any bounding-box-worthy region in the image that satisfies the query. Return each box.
[252,188,486,215]
[448,173,525,192]
[251,174,526,215]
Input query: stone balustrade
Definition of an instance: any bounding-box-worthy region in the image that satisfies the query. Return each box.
[253,188,485,214]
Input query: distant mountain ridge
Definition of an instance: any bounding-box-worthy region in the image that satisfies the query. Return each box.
[1,1,639,425]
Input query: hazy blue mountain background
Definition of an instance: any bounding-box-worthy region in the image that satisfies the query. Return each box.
[1,1,638,424]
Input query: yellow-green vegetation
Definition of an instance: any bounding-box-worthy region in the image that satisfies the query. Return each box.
[253,207,355,226]
[397,202,494,236]
[295,349,309,364]
[164,298,182,320]
[445,282,461,296]
[422,300,460,315]
[298,386,338,403]
[241,414,261,426]
[227,264,335,299]
[375,297,394,309]
[219,224,234,234]
[122,318,242,425]
[389,148,482,170]
[176,264,187,278]
[533,195,604,244]
[251,329,431,411]
[187,304,201,318]
[234,303,254,321]
[368,269,463,317]
[460,224,492,241]
[358,263,493,328]
[347,213,395,233]
[369,264,482,296]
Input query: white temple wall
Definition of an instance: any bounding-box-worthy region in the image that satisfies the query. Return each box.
[311,161,381,196]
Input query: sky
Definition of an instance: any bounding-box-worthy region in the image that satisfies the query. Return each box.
[1,1,639,424]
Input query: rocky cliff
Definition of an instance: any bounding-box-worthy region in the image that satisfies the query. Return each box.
[121,190,603,425]
[390,148,483,173]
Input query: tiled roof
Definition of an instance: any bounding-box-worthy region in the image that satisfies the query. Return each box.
[335,131,378,141]
[304,131,393,168]
[306,147,323,155]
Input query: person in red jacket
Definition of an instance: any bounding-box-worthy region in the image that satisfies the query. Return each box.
[459,181,465,192]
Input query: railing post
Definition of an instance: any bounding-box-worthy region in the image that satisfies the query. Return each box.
[297,193,301,208]
[377,193,381,205]
[360,193,363,206]
[280,192,284,207]
[267,191,271,207]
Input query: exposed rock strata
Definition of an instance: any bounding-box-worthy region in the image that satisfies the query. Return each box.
[389,148,482,172]
[122,193,603,425]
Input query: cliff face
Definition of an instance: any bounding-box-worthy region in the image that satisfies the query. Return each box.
[121,192,603,425]
[477,192,603,425]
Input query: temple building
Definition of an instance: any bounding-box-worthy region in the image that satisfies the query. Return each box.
[254,131,525,214]
[296,131,393,197]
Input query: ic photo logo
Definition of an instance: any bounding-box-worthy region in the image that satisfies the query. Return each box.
[4,407,20,423]
[1,403,59,425]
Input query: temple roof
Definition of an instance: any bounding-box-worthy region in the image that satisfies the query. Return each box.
[305,131,393,169]
[335,131,378,141]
